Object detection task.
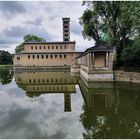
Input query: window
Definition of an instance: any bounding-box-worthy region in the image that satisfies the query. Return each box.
[64,54,66,58]
[64,39,68,41]
[51,55,53,59]
[17,57,20,60]
[42,55,44,59]
[48,46,50,49]
[35,46,37,49]
[55,55,57,58]
[60,55,62,58]
[44,46,45,49]
[31,46,33,50]
[28,55,30,59]
[56,46,58,49]
[40,46,41,49]
[64,45,66,49]
[60,46,62,49]
[37,55,39,59]
[33,55,35,59]
[46,55,48,59]
[52,46,54,49]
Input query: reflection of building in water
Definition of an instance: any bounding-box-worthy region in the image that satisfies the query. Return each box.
[79,78,114,138]
[79,79,114,113]
[15,70,78,112]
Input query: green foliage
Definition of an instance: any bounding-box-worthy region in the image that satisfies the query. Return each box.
[15,34,46,54]
[23,34,46,42]
[80,1,140,67]
[0,50,13,65]
[120,38,140,67]
[15,43,24,54]
[0,66,13,84]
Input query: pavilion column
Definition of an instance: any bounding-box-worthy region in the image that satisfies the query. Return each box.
[91,52,95,69]
[87,53,91,70]
[106,52,109,67]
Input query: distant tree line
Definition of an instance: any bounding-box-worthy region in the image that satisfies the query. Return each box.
[0,50,13,65]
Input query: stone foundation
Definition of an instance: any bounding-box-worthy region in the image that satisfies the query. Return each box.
[80,68,114,82]
[114,71,140,83]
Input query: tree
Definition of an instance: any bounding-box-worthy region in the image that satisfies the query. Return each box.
[0,66,13,84]
[23,34,46,42]
[0,50,13,65]
[120,38,140,67]
[15,34,46,53]
[80,1,140,66]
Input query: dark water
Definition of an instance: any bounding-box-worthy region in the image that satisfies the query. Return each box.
[0,66,140,139]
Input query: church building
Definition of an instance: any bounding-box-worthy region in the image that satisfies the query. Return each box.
[13,18,80,68]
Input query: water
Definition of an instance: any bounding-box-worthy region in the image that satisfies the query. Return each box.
[0,66,140,139]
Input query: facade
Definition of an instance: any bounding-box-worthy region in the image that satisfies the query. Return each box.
[13,18,80,68]
[76,44,113,71]
[71,44,114,81]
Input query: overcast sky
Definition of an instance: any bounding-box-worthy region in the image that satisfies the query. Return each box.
[0,1,95,53]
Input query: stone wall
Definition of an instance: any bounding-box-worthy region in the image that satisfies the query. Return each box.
[114,71,140,83]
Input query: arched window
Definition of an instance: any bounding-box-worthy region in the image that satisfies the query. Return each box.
[33,55,35,59]
[56,46,58,49]
[31,46,33,50]
[35,46,37,49]
[60,55,62,58]
[42,55,44,59]
[51,55,53,59]
[55,55,57,58]
[37,55,39,59]
[46,55,48,59]
[28,55,30,59]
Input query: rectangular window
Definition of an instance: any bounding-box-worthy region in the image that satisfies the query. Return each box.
[17,57,20,60]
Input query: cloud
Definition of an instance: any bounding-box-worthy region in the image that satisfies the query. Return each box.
[26,17,43,26]
[4,25,54,41]
[0,1,26,18]
[0,1,95,53]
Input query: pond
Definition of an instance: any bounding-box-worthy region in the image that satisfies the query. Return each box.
[0,66,140,139]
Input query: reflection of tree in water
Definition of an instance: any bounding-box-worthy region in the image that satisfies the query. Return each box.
[0,66,13,84]
[80,84,140,139]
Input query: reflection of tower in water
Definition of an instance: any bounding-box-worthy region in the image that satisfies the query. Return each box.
[14,70,78,112]
[64,93,71,112]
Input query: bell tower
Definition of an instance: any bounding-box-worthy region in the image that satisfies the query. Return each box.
[62,18,70,42]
